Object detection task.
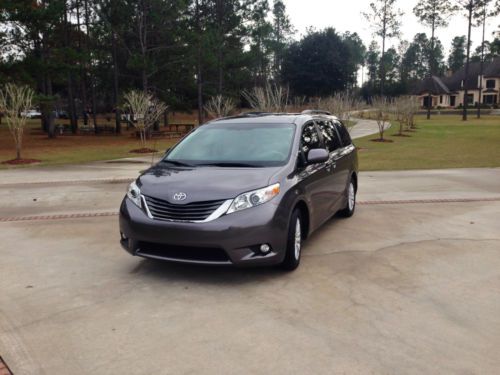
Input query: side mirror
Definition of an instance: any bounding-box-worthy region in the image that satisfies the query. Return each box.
[307,148,329,164]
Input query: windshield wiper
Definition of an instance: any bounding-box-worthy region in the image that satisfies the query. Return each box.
[197,162,261,168]
[161,159,195,167]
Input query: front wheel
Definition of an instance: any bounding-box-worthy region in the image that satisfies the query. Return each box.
[280,209,302,271]
[339,178,356,218]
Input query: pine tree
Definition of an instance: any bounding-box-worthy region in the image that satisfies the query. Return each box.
[473,0,499,118]
[271,0,294,79]
[362,0,404,95]
[413,0,458,118]
[448,36,467,72]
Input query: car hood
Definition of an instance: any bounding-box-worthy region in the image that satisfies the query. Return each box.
[138,164,282,203]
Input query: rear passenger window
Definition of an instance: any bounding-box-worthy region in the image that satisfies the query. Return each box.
[335,121,352,146]
[301,122,321,154]
[317,121,342,153]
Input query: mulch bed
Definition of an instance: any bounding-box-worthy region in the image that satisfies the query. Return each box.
[129,148,158,154]
[370,138,394,143]
[1,158,41,165]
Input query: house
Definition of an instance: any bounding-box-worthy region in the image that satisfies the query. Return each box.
[412,57,500,108]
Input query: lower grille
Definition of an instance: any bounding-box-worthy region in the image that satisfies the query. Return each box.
[136,241,231,264]
[144,195,225,222]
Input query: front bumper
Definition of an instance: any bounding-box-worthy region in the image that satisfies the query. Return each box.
[119,198,289,267]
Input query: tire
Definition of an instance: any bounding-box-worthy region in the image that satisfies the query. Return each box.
[339,177,356,218]
[281,209,303,271]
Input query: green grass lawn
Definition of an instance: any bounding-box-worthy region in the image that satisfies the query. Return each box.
[2,115,499,171]
[0,121,178,168]
[355,115,500,171]
[0,115,198,168]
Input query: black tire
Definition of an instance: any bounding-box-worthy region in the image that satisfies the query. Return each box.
[281,209,303,271]
[339,177,356,218]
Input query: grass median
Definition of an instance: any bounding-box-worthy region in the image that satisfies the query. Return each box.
[355,115,500,171]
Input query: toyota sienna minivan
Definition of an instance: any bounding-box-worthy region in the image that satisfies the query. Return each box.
[119,111,358,270]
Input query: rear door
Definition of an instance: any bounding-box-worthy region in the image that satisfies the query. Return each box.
[333,121,356,198]
[316,119,345,212]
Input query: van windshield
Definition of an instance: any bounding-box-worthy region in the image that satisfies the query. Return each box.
[164,123,296,167]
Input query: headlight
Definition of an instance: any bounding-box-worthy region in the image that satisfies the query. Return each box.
[227,183,280,214]
[127,181,142,208]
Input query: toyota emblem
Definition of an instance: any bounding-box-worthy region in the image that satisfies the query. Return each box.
[173,192,187,201]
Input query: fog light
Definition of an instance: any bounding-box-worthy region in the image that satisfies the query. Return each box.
[260,244,271,254]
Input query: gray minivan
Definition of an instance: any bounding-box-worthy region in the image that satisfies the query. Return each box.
[119,111,358,270]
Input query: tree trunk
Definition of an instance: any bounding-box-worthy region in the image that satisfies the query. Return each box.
[477,6,486,119]
[64,1,78,133]
[427,22,436,120]
[76,0,88,126]
[83,0,98,132]
[216,0,224,95]
[463,4,473,121]
[197,54,203,125]
[111,28,121,134]
[67,75,78,134]
[46,75,56,139]
[16,142,21,160]
[139,0,148,92]
[163,110,168,127]
[195,0,203,125]
[37,34,50,133]
[380,35,386,96]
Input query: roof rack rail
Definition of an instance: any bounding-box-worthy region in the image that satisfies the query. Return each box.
[239,111,273,116]
[301,109,332,116]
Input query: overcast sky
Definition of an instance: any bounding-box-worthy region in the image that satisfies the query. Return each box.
[285,0,500,57]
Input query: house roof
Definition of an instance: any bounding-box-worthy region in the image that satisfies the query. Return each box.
[412,57,500,94]
[484,57,500,78]
[412,76,450,95]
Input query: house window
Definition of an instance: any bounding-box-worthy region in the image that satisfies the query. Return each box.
[466,94,474,105]
[486,80,495,89]
[440,95,443,104]
[484,95,497,105]
[450,96,456,107]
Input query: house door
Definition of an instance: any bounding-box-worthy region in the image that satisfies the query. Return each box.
[450,96,456,107]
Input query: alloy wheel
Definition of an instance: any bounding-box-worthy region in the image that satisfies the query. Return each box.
[348,182,355,211]
[294,218,301,260]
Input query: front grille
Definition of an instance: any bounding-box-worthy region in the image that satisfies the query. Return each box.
[143,195,225,222]
[137,241,231,263]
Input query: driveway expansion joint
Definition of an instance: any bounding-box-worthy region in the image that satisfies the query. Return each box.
[1,197,499,223]
[0,178,134,188]
[0,356,13,375]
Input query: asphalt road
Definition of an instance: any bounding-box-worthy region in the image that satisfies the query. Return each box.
[1,164,499,374]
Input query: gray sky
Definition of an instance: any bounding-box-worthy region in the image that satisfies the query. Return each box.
[286,0,500,58]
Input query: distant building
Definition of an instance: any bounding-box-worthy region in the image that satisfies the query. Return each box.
[412,57,500,108]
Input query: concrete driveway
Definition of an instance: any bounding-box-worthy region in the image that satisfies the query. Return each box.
[1,164,500,375]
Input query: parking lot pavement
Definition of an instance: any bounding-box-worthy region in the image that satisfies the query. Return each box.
[1,168,500,374]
